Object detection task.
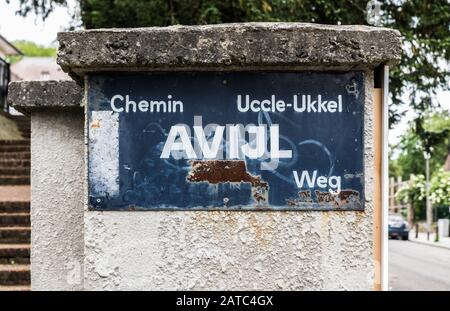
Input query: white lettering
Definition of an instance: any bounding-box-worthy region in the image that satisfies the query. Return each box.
[159,117,293,168]
[328,175,342,194]
[228,125,242,159]
[193,125,225,159]
[294,170,317,188]
[241,125,266,158]
[237,95,249,112]
[328,100,337,112]
[316,175,328,188]
[126,95,136,112]
[269,125,292,159]
[138,100,149,112]
[109,94,183,113]
[293,170,342,194]
[110,94,124,112]
[160,125,196,159]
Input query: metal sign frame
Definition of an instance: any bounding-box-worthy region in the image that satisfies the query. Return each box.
[87,71,366,211]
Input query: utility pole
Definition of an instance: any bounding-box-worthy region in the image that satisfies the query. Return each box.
[415,115,448,241]
[424,151,432,240]
[407,174,414,228]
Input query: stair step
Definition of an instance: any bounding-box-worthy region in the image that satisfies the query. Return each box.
[0,213,30,227]
[0,227,30,243]
[0,168,30,175]
[0,159,30,167]
[0,152,30,159]
[0,140,30,146]
[0,148,30,153]
[14,121,30,124]
[7,121,30,126]
[0,145,29,152]
[0,244,30,265]
[0,176,30,186]
[0,264,30,285]
[6,116,29,120]
[0,285,30,291]
[0,202,30,213]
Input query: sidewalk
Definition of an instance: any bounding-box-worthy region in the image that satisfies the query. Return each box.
[408,231,450,250]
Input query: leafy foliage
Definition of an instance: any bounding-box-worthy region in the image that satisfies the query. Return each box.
[6,40,57,64]
[395,174,426,219]
[9,0,450,128]
[393,111,450,220]
[7,0,67,19]
[429,168,450,206]
[391,110,450,180]
[12,40,57,57]
[396,169,450,221]
[383,0,450,125]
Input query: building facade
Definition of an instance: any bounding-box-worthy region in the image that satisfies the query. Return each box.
[10,57,69,82]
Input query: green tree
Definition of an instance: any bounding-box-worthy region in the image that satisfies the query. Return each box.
[9,0,450,127]
[395,174,426,220]
[7,0,67,19]
[12,40,57,57]
[391,110,450,180]
[396,168,450,221]
[6,40,57,64]
[429,168,450,207]
[391,111,449,221]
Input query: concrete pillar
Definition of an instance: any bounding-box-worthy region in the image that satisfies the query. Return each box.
[8,81,84,290]
[9,23,402,290]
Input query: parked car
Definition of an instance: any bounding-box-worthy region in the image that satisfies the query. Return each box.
[388,214,410,240]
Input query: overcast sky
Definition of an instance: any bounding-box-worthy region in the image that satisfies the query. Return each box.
[0,0,76,46]
[0,1,448,145]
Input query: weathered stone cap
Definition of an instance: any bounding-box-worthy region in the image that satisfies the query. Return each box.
[8,80,83,114]
[58,22,402,80]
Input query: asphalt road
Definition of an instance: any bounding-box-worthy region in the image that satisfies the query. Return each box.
[389,240,450,291]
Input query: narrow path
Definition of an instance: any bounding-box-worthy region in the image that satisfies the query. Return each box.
[0,115,31,291]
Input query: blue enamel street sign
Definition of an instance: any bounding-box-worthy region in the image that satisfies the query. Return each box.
[87,72,365,211]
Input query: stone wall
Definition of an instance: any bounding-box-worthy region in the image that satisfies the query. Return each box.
[9,23,402,290]
[9,81,84,291]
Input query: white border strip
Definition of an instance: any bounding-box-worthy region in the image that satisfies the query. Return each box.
[89,110,120,197]
[381,65,389,291]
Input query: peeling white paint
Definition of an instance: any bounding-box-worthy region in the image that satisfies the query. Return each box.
[27,71,376,291]
[81,71,376,290]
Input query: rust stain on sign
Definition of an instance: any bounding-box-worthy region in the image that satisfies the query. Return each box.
[91,119,101,129]
[286,189,360,209]
[187,160,269,203]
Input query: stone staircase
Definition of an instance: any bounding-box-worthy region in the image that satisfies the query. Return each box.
[0,115,31,291]
[0,116,31,186]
